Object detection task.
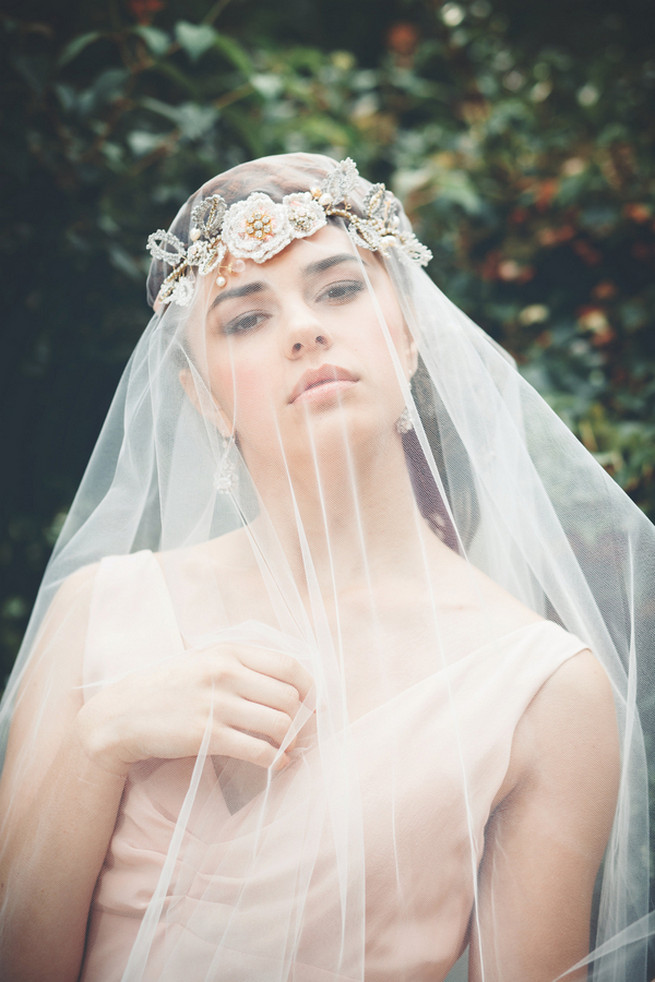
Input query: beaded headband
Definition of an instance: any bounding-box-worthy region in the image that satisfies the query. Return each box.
[147,158,432,306]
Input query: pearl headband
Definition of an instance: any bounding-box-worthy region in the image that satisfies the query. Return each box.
[147,158,432,306]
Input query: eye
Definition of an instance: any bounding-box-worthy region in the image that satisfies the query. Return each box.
[316,280,365,304]
[223,310,269,335]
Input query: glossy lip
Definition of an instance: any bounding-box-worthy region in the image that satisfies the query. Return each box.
[289,365,358,404]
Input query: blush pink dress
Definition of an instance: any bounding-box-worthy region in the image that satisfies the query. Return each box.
[80,551,589,982]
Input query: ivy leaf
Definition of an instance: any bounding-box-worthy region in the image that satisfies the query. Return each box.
[174,22,218,62]
[134,26,171,58]
[58,31,103,67]
[127,130,168,158]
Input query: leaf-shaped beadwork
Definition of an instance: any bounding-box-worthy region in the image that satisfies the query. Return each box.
[400,234,433,266]
[147,158,432,306]
[190,194,227,238]
[147,230,187,266]
[363,184,388,219]
[321,157,359,203]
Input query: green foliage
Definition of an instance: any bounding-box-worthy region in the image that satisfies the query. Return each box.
[1,0,654,687]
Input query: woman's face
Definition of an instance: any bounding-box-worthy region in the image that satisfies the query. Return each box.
[197,224,416,468]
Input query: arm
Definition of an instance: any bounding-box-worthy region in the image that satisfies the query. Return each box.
[0,568,124,982]
[468,650,620,982]
[0,567,312,982]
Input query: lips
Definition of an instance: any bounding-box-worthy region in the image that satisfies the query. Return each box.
[289,365,358,404]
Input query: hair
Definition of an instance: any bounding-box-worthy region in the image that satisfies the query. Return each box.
[406,357,479,550]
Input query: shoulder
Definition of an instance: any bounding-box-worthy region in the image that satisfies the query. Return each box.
[504,649,620,819]
[36,560,102,639]
[523,648,618,766]
[475,649,620,982]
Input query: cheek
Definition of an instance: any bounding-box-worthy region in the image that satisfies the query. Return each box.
[359,281,411,367]
[212,356,276,431]
[360,312,412,380]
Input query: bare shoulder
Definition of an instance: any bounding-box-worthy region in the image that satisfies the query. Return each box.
[477,648,621,982]
[48,559,100,608]
[24,560,103,662]
[528,648,617,737]
[502,648,620,824]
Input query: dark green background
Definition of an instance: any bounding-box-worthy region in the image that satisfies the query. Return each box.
[1,0,654,681]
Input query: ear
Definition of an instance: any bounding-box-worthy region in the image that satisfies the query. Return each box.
[179,368,234,438]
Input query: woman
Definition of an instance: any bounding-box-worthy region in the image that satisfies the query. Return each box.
[0,153,652,981]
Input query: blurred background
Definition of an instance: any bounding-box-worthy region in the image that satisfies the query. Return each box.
[1,0,654,683]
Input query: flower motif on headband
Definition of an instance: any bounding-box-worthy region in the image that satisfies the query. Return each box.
[282,193,327,239]
[147,158,432,306]
[221,193,292,263]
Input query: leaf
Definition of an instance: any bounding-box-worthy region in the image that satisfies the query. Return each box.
[213,33,254,75]
[433,171,482,215]
[108,244,143,280]
[140,96,185,123]
[89,68,130,109]
[145,96,219,134]
[174,21,218,62]
[175,103,218,140]
[55,83,76,112]
[251,73,283,99]
[134,25,171,58]
[127,131,169,157]
[11,54,50,97]
[58,31,103,68]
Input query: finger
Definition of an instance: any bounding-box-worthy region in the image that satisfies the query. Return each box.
[236,647,314,700]
[233,671,304,719]
[191,644,313,702]
[213,727,290,770]
[220,698,295,751]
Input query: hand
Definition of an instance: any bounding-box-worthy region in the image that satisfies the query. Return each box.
[76,642,314,778]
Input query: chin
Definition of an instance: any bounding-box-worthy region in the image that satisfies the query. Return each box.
[291,407,397,458]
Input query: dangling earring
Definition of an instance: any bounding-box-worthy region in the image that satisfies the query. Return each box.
[213,433,238,493]
[395,407,414,434]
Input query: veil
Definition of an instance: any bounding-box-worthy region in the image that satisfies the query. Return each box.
[0,152,653,982]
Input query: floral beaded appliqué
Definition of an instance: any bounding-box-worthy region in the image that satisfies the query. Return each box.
[147,158,432,306]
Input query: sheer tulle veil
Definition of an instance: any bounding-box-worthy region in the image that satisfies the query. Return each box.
[1,152,654,981]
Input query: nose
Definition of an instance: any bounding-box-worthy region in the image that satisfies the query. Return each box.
[282,302,332,359]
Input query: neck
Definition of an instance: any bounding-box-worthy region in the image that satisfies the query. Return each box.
[246,432,429,594]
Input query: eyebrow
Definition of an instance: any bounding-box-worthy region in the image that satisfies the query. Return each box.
[210,280,266,310]
[209,253,365,310]
[303,253,365,276]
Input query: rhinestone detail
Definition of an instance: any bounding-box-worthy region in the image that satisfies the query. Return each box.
[147,158,432,306]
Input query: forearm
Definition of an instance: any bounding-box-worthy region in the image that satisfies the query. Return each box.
[0,725,126,982]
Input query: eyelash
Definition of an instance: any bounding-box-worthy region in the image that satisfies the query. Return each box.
[222,279,365,335]
[317,280,365,303]
[223,312,268,336]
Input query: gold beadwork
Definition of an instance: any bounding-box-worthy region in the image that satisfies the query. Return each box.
[147,159,432,307]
